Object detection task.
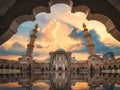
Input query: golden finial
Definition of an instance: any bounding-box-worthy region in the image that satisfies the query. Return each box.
[35,24,38,29]
[83,23,86,29]
[34,24,40,31]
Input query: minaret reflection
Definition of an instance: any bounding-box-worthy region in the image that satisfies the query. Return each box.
[18,73,33,90]
[23,86,32,90]
[103,82,115,90]
[49,71,71,90]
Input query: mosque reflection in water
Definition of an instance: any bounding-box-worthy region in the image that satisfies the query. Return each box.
[0,72,120,90]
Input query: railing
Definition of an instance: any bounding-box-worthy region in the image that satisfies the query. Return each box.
[101,69,120,74]
[0,69,21,74]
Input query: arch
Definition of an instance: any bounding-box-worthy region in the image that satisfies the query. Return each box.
[99,67,102,73]
[103,66,105,70]
[0,5,49,45]
[11,65,14,69]
[16,66,19,70]
[5,65,9,69]
[49,51,71,71]
[76,68,80,72]
[41,68,44,71]
[107,0,120,13]
[0,65,3,69]
[0,0,120,46]
[0,15,34,45]
[26,64,31,72]
[109,66,112,70]
[88,13,120,42]
[0,0,16,16]
[73,5,90,15]
[90,64,95,73]
[113,65,117,70]
[32,6,50,16]
[20,66,23,71]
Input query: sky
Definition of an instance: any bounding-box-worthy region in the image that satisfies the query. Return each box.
[0,4,120,61]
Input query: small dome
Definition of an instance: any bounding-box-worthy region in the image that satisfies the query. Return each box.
[71,57,76,61]
[56,48,65,51]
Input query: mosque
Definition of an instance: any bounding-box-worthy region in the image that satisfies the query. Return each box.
[0,1,120,90]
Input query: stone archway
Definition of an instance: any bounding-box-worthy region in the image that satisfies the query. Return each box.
[1,5,119,46]
[0,65,3,69]
[88,13,120,42]
[0,15,34,45]
[0,2,120,46]
[26,64,31,72]
[49,50,71,71]
[74,5,120,42]
[0,6,49,45]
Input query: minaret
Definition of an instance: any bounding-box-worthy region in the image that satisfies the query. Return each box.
[83,23,96,56]
[26,24,39,57]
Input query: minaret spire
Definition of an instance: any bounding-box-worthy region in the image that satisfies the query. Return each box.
[83,23,96,56]
[26,24,39,57]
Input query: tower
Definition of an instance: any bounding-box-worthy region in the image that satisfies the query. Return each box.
[18,24,40,65]
[83,23,96,56]
[26,24,39,57]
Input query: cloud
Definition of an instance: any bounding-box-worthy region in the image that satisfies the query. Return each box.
[0,42,26,56]
[10,42,26,50]
[36,45,43,49]
[0,55,20,60]
[89,30,120,56]
[69,28,87,53]
[69,28,120,59]
[35,12,51,28]
[89,30,112,54]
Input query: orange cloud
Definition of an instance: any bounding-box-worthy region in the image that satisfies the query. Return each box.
[0,55,20,61]
[72,53,89,61]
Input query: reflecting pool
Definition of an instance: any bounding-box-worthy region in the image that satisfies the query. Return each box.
[0,71,120,90]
